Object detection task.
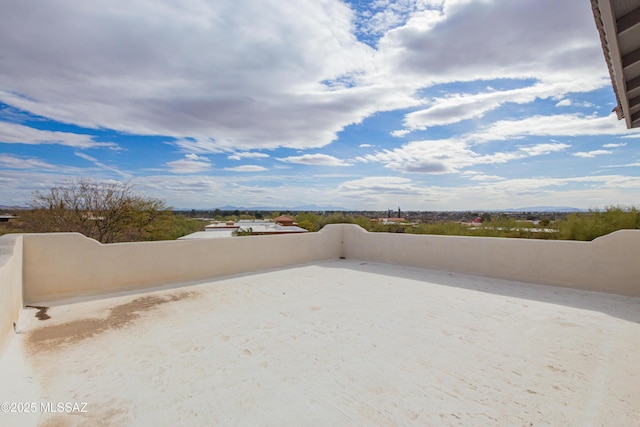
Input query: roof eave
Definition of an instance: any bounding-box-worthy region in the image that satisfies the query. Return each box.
[592,0,630,126]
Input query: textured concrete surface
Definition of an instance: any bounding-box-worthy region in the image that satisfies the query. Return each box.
[1,260,639,426]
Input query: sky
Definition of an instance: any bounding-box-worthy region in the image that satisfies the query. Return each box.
[1,0,639,211]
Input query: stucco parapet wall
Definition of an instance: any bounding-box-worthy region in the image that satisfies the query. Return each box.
[17,224,640,305]
[23,225,344,304]
[342,225,640,297]
[0,234,23,354]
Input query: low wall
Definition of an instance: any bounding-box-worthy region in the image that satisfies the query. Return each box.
[23,226,343,303]
[14,224,640,306]
[0,235,23,353]
[342,225,640,296]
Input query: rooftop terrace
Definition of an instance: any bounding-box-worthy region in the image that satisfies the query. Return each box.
[1,225,639,425]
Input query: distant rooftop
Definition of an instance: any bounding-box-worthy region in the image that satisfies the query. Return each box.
[177,230,233,239]
[191,218,308,239]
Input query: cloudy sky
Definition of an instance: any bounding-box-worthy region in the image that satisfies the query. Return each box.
[1,0,639,210]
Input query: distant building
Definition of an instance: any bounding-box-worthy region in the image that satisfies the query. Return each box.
[192,221,241,238]
[371,217,407,225]
[273,215,296,226]
[241,224,308,236]
[459,217,484,226]
[180,217,308,240]
[205,221,240,231]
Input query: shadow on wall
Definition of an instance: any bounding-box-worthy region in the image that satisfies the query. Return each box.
[320,260,640,325]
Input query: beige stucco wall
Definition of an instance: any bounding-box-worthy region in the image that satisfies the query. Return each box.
[342,225,640,296]
[0,235,23,354]
[15,224,640,305]
[23,225,344,303]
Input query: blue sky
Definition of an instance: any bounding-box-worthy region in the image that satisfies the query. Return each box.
[1,0,639,210]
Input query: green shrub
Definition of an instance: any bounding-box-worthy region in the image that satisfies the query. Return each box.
[557,206,640,241]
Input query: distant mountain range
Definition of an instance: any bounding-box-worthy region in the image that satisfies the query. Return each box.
[177,205,583,213]
[173,204,348,212]
[7,204,583,213]
[498,206,584,212]
[206,204,349,211]
[0,205,28,211]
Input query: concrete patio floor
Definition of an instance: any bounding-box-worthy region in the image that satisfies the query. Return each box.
[1,259,639,426]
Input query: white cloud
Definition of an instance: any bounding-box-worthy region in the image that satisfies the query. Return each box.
[357,139,570,174]
[475,113,632,142]
[400,83,599,133]
[402,93,505,131]
[572,150,612,158]
[555,99,572,107]
[462,170,505,181]
[276,153,352,166]
[519,143,570,156]
[375,0,606,87]
[0,0,612,153]
[464,174,640,207]
[223,165,268,172]
[228,152,270,161]
[171,138,229,155]
[336,176,440,205]
[467,174,505,181]
[602,162,640,168]
[391,129,411,137]
[568,174,640,189]
[354,115,625,183]
[356,138,472,173]
[352,2,444,37]
[135,174,352,208]
[125,175,231,207]
[577,101,595,108]
[602,142,626,148]
[74,152,132,179]
[3,161,639,211]
[2,0,638,211]
[0,0,389,151]
[338,176,412,190]
[165,154,212,173]
[0,154,57,169]
[395,76,610,135]
[0,121,116,149]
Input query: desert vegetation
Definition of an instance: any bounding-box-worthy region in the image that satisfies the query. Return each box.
[289,207,639,241]
[1,180,637,242]
[1,179,203,243]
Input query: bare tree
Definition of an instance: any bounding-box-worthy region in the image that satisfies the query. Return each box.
[26,179,167,243]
